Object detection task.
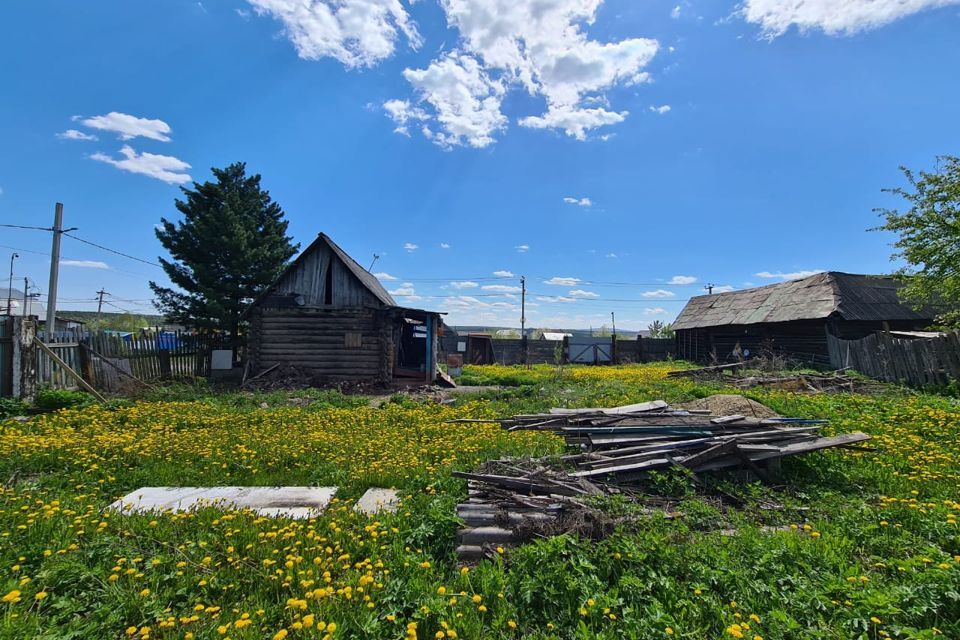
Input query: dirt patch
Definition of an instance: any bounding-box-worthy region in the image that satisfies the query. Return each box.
[679,394,780,419]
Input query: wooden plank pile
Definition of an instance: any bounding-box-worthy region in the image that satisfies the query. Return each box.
[451,399,869,561]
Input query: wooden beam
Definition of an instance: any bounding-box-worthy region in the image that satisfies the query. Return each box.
[33,337,107,403]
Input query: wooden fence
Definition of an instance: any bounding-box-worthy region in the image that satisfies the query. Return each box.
[34,329,233,393]
[827,331,960,387]
[36,329,84,390]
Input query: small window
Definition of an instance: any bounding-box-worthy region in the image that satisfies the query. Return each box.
[345,332,362,348]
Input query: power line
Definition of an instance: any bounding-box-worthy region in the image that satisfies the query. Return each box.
[0,223,54,231]
[62,232,162,268]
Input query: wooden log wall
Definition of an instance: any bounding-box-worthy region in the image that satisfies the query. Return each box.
[250,307,387,382]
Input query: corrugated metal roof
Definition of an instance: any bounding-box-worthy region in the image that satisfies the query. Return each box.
[672,272,931,330]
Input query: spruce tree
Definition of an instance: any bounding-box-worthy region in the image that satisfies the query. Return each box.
[150,162,299,342]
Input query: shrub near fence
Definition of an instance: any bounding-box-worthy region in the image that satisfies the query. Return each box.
[827,331,960,387]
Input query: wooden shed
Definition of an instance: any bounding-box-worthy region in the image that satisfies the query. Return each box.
[246,233,442,384]
[673,272,932,366]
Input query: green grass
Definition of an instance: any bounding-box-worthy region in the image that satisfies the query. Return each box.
[0,363,958,639]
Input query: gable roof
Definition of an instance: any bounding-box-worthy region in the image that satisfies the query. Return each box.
[318,233,396,306]
[250,232,396,310]
[672,272,932,330]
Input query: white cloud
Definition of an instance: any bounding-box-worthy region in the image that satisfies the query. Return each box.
[741,0,960,38]
[57,129,98,141]
[713,285,736,293]
[389,282,417,296]
[755,269,824,280]
[515,244,530,253]
[400,52,507,148]
[642,289,675,298]
[80,112,173,142]
[563,196,592,207]
[440,242,451,249]
[669,275,697,285]
[536,295,576,304]
[391,0,659,145]
[544,276,580,286]
[519,106,629,141]
[90,145,192,184]
[649,104,671,114]
[493,270,514,278]
[481,284,522,293]
[236,7,252,19]
[247,0,422,68]
[60,260,109,269]
[671,4,682,19]
[605,253,617,258]
[450,281,479,289]
[643,307,667,315]
[382,98,430,136]
[373,271,397,280]
[403,242,418,252]
[568,289,599,298]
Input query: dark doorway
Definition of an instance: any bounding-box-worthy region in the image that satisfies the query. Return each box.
[394,316,429,379]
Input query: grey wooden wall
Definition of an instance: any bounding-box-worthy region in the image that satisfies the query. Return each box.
[271,243,382,308]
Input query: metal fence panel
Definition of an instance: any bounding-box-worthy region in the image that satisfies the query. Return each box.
[568,337,613,364]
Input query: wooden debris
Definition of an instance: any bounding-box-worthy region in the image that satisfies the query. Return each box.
[454,398,871,562]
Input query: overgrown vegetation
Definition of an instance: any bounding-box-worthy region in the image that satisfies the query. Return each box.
[1,364,959,639]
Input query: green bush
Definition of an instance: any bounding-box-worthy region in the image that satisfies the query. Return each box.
[0,397,25,419]
[33,388,97,411]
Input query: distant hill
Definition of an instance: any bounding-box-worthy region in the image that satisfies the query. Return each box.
[60,310,167,331]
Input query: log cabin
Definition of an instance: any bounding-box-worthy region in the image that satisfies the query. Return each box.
[673,272,932,366]
[246,233,442,385]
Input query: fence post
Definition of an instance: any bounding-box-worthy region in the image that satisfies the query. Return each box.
[158,349,172,379]
[637,335,645,363]
[77,342,96,387]
[13,317,37,402]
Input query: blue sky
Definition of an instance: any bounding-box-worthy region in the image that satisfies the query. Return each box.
[1,0,958,330]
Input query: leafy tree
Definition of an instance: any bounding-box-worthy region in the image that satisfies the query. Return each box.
[95,313,150,333]
[647,320,674,339]
[875,155,960,328]
[150,163,299,342]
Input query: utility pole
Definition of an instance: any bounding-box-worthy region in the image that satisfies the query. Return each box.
[520,276,527,365]
[96,288,109,327]
[22,278,28,317]
[6,252,17,315]
[45,203,74,339]
[704,283,715,295]
[520,276,526,337]
[610,311,617,364]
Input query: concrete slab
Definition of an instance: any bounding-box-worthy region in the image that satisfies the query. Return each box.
[109,486,338,519]
[354,488,400,515]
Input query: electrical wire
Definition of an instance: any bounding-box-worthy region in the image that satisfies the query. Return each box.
[0,224,53,231]
[62,232,162,268]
